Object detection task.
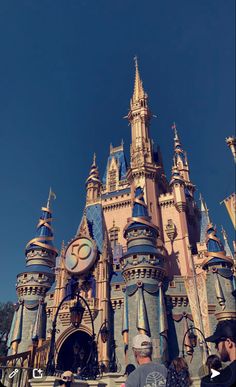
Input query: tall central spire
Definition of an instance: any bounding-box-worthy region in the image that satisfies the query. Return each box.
[133,56,145,103]
[127,57,152,167]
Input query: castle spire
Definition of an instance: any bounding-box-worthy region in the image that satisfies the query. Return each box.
[221,226,233,258]
[46,187,56,210]
[25,193,58,256]
[86,153,101,204]
[199,193,210,242]
[202,223,233,269]
[171,123,192,185]
[133,56,145,103]
[127,58,152,167]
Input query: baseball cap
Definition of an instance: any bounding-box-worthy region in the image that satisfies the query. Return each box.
[132,334,152,349]
[206,320,236,343]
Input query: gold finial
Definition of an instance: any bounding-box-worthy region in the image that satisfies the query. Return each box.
[93,152,96,166]
[171,122,179,141]
[133,55,145,102]
[47,187,56,209]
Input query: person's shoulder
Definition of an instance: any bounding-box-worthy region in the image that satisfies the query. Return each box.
[200,374,211,387]
[125,367,140,387]
[151,361,168,375]
[213,361,236,386]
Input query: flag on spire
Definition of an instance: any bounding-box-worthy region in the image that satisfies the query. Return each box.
[47,187,56,209]
[221,193,236,230]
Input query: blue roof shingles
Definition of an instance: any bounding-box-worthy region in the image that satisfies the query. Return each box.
[102,149,128,184]
[86,204,104,253]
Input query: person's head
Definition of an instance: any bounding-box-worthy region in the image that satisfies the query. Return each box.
[206,319,236,362]
[172,357,189,373]
[124,363,135,376]
[59,371,74,387]
[132,334,152,365]
[206,355,222,373]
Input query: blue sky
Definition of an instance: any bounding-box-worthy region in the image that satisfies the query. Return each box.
[0,1,235,302]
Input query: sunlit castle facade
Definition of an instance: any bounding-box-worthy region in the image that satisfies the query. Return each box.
[7,60,236,377]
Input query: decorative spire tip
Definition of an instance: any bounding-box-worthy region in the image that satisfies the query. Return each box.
[47,187,56,209]
[93,152,96,166]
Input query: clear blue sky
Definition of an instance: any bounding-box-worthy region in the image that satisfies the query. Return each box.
[0,1,235,302]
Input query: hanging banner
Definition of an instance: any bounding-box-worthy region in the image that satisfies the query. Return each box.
[221,193,236,229]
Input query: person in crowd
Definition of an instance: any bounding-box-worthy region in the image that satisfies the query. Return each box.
[166,356,192,386]
[120,363,135,387]
[57,370,74,387]
[125,334,167,387]
[200,355,222,386]
[205,319,236,387]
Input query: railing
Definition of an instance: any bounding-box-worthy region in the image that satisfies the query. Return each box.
[34,340,50,370]
[0,350,31,387]
[0,341,51,387]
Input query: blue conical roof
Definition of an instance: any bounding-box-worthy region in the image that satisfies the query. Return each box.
[124,187,157,234]
[132,186,149,218]
[25,206,57,255]
[199,194,210,242]
[202,223,233,268]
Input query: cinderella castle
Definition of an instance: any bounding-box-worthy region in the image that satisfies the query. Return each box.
[5,59,236,384]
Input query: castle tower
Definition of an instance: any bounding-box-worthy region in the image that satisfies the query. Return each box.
[121,187,168,363]
[7,191,57,354]
[101,141,131,247]
[202,224,235,322]
[126,58,167,237]
[86,154,102,205]
[172,123,192,187]
[167,163,193,276]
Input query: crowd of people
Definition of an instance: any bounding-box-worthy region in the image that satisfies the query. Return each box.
[24,318,235,387]
[124,319,236,387]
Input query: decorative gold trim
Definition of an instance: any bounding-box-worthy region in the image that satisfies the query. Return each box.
[215,311,236,321]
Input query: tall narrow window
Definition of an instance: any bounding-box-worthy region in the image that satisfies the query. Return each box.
[109,225,119,248]
[109,168,117,191]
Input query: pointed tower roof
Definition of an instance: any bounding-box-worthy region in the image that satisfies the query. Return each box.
[172,122,187,166]
[25,190,58,255]
[102,141,128,184]
[123,187,161,258]
[202,223,233,268]
[86,153,101,185]
[132,56,146,103]
[221,226,233,258]
[199,193,210,242]
[124,187,158,234]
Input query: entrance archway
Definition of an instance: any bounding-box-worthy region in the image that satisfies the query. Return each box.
[57,330,92,372]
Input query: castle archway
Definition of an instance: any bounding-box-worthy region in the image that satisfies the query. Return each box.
[57,330,92,372]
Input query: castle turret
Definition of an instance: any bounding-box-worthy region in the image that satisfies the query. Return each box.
[199,193,210,243]
[8,190,58,354]
[202,223,235,321]
[126,58,167,237]
[172,123,192,186]
[86,153,102,204]
[121,187,168,363]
